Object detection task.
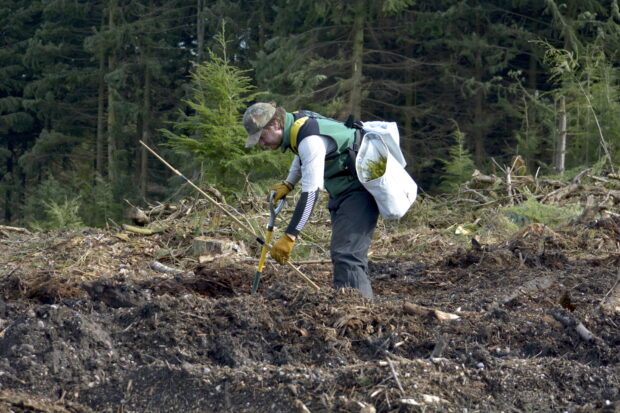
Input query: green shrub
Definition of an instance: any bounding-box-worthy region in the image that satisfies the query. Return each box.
[30,197,84,231]
[503,197,581,228]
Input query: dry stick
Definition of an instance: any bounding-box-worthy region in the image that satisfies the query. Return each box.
[506,161,514,206]
[139,140,320,291]
[387,358,405,393]
[549,308,599,344]
[599,267,620,307]
[403,302,460,322]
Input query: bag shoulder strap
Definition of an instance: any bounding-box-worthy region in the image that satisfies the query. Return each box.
[290,116,309,153]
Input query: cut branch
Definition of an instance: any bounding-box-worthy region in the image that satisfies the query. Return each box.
[122,224,164,235]
[148,261,185,275]
[0,225,32,235]
[403,302,460,322]
[549,308,599,344]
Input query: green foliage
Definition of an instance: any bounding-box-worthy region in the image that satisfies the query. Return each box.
[22,173,123,229]
[163,23,292,194]
[162,24,263,191]
[78,174,123,227]
[439,125,476,192]
[7,0,620,227]
[30,198,84,231]
[23,176,75,224]
[382,0,415,14]
[539,41,620,170]
[503,197,581,228]
[18,130,83,177]
[477,212,520,242]
[24,175,84,230]
[362,156,387,181]
[254,36,330,110]
[254,0,415,115]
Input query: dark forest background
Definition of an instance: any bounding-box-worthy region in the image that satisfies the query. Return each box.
[2,0,620,228]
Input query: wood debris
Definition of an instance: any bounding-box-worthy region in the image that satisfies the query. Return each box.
[403,302,460,322]
[549,308,600,344]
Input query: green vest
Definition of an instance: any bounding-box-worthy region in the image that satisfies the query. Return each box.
[281,112,363,198]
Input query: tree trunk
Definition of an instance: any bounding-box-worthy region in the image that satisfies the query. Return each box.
[107,0,118,185]
[402,41,415,172]
[555,96,567,175]
[473,48,485,167]
[196,0,205,62]
[140,61,151,200]
[528,48,537,91]
[349,0,365,120]
[96,12,106,178]
[3,143,13,223]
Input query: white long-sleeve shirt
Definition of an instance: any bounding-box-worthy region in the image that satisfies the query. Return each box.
[283,135,337,235]
[285,135,337,192]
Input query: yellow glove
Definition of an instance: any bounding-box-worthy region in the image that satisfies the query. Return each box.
[269,181,294,202]
[271,234,295,264]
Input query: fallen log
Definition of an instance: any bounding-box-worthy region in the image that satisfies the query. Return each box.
[122,224,164,235]
[470,170,501,189]
[192,236,246,257]
[540,169,588,204]
[497,276,556,308]
[148,261,185,275]
[548,308,599,344]
[0,225,31,234]
[403,302,460,322]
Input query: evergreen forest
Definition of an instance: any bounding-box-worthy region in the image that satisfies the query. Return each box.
[3,0,620,228]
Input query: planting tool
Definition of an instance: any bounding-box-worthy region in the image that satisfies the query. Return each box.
[252,192,285,294]
[139,140,320,291]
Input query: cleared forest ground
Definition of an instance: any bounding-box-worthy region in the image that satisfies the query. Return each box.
[0,198,619,413]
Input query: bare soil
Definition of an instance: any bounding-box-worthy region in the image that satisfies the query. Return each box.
[0,217,619,412]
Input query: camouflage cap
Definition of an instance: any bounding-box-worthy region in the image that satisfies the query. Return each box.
[243,102,276,148]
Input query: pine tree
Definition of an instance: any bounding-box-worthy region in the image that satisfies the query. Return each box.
[0,0,43,224]
[254,0,414,118]
[162,24,289,193]
[439,123,476,192]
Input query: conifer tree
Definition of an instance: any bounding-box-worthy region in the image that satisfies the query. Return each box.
[439,123,476,192]
[0,0,43,223]
[162,25,289,192]
[20,0,102,173]
[254,0,414,118]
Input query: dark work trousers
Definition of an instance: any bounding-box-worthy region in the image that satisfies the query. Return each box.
[328,187,379,299]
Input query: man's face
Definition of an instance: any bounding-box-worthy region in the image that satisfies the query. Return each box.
[258,121,283,150]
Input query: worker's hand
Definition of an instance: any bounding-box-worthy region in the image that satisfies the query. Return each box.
[271,234,296,264]
[269,181,293,202]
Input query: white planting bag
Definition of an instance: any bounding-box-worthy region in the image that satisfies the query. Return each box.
[355,131,418,220]
[361,121,407,167]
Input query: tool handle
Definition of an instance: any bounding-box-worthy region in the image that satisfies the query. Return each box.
[140,140,319,291]
[269,191,286,216]
[257,232,273,273]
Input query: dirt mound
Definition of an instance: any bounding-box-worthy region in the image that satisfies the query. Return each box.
[0,222,619,412]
